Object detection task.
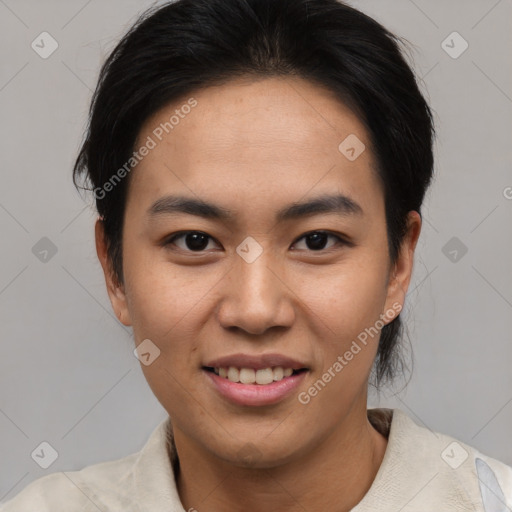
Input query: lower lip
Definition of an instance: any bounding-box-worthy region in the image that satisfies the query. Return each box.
[204,369,307,407]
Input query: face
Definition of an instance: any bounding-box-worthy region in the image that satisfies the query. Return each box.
[96,76,420,467]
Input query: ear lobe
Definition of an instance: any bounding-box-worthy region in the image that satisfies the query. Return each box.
[94,218,132,326]
[383,211,422,322]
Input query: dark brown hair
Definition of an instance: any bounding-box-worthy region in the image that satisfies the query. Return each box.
[73,0,435,387]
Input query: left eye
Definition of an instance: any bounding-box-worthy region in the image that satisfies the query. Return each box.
[291,231,344,251]
[164,230,345,253]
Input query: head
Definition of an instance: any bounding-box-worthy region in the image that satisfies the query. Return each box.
[74,0,434,466]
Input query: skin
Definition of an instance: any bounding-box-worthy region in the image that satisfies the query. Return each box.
[95,75,421,512]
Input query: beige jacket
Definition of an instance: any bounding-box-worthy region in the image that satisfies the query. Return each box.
[1,408,511,511]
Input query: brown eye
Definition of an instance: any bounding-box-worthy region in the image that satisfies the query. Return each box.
[166,231,219,252]
[292,231,346,251]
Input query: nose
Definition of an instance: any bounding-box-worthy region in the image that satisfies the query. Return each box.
[216,249,295,336]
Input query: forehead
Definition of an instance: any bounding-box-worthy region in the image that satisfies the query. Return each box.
[129,76,383,222]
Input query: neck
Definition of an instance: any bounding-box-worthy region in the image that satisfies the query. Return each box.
[174,405,388,512]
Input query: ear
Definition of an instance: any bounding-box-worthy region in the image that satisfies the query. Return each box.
[95,218,132,326]
[382,211,422,323]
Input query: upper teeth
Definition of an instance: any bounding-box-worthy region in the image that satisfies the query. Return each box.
[214,366,294,385]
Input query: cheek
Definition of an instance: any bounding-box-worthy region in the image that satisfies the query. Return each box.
[301,256,389,340]
[123,244,213,339]
[294,260,389,415]
[294,254,390,399]
[123,248,226,402]
[124,254,209,410]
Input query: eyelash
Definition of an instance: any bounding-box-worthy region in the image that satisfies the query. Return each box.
[163,230,350,253]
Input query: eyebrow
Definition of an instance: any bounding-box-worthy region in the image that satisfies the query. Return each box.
[147,193,363,223]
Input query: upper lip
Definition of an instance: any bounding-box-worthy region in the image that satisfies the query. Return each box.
[203,353,308,371]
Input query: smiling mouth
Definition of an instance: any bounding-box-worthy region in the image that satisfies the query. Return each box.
[203,366,308,385]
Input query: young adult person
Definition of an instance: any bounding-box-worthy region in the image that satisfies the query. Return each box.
[2,0,511,510]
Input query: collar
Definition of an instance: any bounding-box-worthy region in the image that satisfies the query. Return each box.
[130,408,488,511]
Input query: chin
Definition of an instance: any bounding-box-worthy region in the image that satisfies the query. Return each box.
[211,435,307,470]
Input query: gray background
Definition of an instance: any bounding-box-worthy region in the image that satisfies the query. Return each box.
[1,0,511,501]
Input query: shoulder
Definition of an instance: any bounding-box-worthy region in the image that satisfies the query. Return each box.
[379,408,512,511]
[0,452,141,512]
[0,417,177,511]
[0,416,178,512]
